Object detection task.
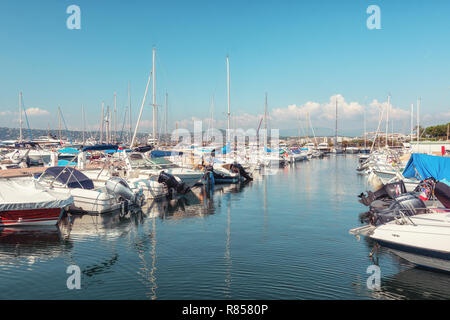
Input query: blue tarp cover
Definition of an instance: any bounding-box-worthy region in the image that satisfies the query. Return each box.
[58,147,79,155]
[402,153,450,181]
[57,160,77,166]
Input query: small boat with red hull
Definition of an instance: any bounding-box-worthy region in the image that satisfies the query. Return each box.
[0,178,73,226]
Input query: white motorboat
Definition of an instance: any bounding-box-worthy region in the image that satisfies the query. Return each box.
[35,166,136,214]
[124,152,203,188]
[370,209,450,272]
[346,147,360,154]
[317,142,330,154]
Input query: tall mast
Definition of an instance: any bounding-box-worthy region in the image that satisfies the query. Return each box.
[264,92,268,132]
[128,82,132,144]
[363,105,366,149]
[114,92,117,143]
[386,94,390,148]
[106,106,110,144]
[19,92,23,142]
[307,112,310,141]
[82,104,86,145]
[152,47,157,142]
[417,97,421,144]
[100,102,104,144]
[58,106,62,142]
[410,103,414,142]
[227,55,231,142]
[130,70,152,148]
[165,92,168,139]
[211,94,215,132]
[335,98,338,147]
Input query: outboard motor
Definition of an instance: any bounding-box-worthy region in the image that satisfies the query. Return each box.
[230,162,253,182]
[106,177,141,205]
[435,181,450,208]
[158,171,190,196]
[359,192,426,226]
[358,180,407,207]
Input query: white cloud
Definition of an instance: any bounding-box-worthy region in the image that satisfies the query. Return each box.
[25,107,50,116]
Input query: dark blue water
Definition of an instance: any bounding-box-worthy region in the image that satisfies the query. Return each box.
[1,155,449,299]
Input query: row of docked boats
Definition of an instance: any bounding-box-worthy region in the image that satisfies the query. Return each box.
[350,148,450,272]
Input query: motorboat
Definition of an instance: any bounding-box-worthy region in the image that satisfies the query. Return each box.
[331,146,344,154]
[352,156,450,272]
[35,166,137,214]
[317,142,330,154]
[346,147,360,154]
[4,142,52,166]
[124,152,203,188]
[0,177,73,226]
[369,209,450,272]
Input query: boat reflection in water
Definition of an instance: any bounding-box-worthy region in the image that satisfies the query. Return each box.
[0,225,71,265]
[354,234,450,300]
[141,183,247,221]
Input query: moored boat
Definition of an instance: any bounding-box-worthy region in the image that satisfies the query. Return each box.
[0,178,73,226]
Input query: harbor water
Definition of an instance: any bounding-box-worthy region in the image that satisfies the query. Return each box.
[1,155,449,300]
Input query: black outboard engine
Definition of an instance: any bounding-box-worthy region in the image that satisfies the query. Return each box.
[358,180,407,207]
[158,171,190,196]
[230,162,253,182]
[435,181,450,209]
[359,192,426,226]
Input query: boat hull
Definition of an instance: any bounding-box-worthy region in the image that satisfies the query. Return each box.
[0,208,63,226]
[370,216,450,272]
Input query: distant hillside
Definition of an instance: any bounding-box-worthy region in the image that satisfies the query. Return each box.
[0,127,147,142]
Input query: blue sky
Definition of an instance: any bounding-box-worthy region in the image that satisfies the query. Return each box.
[0,0,449,135]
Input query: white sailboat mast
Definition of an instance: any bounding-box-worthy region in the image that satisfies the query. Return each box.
[386,94,390,148]
[264,92,268,132]
[410,103,414,141]
[19,92,23,142]
[335,98,338,146]
[114,92,117,143]
[227,55,231,142]
[82,104,86,145]
[128,82,132,144]
[363,105,366,149]
[165,92,168,138]
[100,101,104,144]
[152,47,157,141]
[417,97,421,143]
[130,70,152,148]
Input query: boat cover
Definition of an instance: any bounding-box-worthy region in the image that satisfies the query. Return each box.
[402,153,450,181]
[133,145,154,153]
[58,147,79,155]
[43,166,95,190]
[0,179,73,211]
[81,144,118,152]
[150,150,183,158]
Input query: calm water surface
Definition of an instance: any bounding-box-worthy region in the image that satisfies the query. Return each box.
[1,155,449,299]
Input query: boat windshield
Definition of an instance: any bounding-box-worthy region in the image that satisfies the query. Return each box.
[128,153,179,169]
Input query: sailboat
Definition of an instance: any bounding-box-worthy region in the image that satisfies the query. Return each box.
[332,98,344,154]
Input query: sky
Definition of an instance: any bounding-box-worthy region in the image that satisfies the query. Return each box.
[0,0,449,136]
